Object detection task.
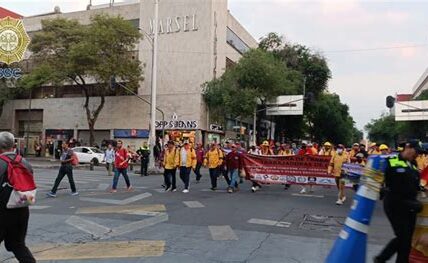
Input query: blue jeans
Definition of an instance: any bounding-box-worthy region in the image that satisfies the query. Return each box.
[229,169,239,189]
[112,168,131,190]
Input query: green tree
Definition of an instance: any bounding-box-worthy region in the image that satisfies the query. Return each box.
[20,15,143,145]
[203,49,301,122]
[365,114,400,146]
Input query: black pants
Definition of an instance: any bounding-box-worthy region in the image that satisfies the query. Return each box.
[51,165,76,193]
[377,196,417,263]
[209,168,218,188]
[141,159,149,176]
[0,208,36,263]
[221,167,231,185]
[179,166,191,190]
[194,162,202,181]
[164,168,176,189]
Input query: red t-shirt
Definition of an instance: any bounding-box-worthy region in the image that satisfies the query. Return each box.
[115,148,129,169]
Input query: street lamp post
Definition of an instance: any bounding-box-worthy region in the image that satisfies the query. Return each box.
[149,0,159,169]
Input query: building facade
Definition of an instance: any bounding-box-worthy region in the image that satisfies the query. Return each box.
[0,0,257,150]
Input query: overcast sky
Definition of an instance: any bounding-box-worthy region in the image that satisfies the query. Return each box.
[2,0,428,132]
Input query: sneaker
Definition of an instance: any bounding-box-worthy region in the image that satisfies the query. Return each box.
[110,189,117,193]
[182,189,189,193]
[300,187,307,194]
[336,199,343,205]
[210,187,217,191]
[251,186,257,192]
[171,188,177,192]
[165,186,171,192]
[46,192,56,198]
[71,192,79,196]
[227,187,233,193]
[341,196,347,203]
[126,186,133,192]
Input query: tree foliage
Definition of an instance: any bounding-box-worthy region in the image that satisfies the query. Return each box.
[20,15,143,145]
[203,49,301,122]
[259,32,361,144]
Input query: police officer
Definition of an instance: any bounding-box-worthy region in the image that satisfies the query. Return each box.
[137,142,151,177]
[374,140,423,263]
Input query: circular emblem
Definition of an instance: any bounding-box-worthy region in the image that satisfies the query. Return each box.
[0,17,30,65]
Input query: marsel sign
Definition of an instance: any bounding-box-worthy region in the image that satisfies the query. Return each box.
[149,14,198,35]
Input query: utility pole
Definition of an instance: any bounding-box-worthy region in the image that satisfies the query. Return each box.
[149,0,159,169]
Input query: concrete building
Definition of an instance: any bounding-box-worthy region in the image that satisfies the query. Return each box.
[412,67,428,98]
[0,0,258,150]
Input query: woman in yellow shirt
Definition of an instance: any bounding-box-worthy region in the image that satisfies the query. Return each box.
[204,143,224,191]
[163,141,178,192]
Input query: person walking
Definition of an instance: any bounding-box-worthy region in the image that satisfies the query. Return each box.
[104,143,115,176]
[176,141,196,193]
[0,132,36,263]
[137,142,150,177]
[251,141,273,192]
[163,141,178,192]
[374,141,423,263]
[47,142,78,197]
[368,142,381,155]
[379,144,389,155]
[204,143,224,191]
[328,144,349,205]
[349,143,360,160]
[278,144,293,156]
[226,144,242,193]
[111,140,132,193]
[194,143,205,183]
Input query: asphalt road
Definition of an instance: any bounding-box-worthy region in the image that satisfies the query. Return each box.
[0,167,394,262]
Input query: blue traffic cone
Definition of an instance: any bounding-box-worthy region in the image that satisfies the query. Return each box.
[325,155,386,263]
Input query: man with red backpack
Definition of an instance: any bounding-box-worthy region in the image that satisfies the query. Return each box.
[47,142,78,197]
[0,132,36,262]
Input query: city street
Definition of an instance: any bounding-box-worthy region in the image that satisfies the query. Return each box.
[0,167,393,263]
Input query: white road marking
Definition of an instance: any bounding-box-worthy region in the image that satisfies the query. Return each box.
[97,183,110,190]
[183,201,205,208]
[248,218,292,228]
[208,225,238,240]
[291,193,324,198]
[103,213,168,239]
[80,192,152,205]
[66,216,111,238]
[200,189,227,193]
[30,205,51,210]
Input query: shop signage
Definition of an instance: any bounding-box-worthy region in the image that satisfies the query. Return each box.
[155,113,198,130]
[209,124,223,132]
[150,14,198,35]
[114,129,149,138]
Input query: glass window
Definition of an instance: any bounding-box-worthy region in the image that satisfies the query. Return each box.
[82,148,90,153]
[226,27,250,54]
[90,148,104,154]
[73,148,82,153]
[127,19,140,29]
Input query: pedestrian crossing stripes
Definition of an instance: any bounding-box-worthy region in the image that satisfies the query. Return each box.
[183,201,205,208]
[248,218,292,228]
[209,225,238,240]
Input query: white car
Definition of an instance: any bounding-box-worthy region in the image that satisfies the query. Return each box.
[72,147,105,165]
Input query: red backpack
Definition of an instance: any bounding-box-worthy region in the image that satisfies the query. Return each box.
[0,155,37,209]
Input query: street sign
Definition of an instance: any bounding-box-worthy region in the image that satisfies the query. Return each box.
[266,95,304,116]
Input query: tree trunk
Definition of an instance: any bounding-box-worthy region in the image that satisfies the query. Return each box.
[83,87,105,146]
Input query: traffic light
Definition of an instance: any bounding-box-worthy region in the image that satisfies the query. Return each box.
[386,96,395,108]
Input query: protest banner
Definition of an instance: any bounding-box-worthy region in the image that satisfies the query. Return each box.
[242,154,362,186]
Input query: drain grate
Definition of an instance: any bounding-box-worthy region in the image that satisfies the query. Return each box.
[299,214,345,232]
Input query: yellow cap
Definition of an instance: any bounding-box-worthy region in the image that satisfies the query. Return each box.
[324,142,331,147]
[370,143,377,147]
[379,144,388,151]
[262,141,269,146]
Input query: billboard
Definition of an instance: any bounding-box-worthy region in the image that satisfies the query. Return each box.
[394,100,428,121]
[265,95,304,116]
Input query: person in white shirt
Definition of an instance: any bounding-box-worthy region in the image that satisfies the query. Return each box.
[248,145,261,155]
[104,144,115,176]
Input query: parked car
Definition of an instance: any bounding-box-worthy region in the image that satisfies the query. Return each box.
[72,147,105,165]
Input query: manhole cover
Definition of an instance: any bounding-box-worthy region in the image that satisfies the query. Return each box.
[299,214,345,232]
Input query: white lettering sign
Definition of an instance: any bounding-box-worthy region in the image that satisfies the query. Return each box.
[150,14,198,35]
[156,113,199,130]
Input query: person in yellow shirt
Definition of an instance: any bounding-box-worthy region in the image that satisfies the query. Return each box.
[176,141,197,193]
[368,143,381,155]
[163,141,178,192]
[328,144,350,205]
[319,142,335,156]
[379,144,389,155]
[278,144,294,156]
[349,143,360,159]
[415,153,428,171]
[204,143,224,191]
